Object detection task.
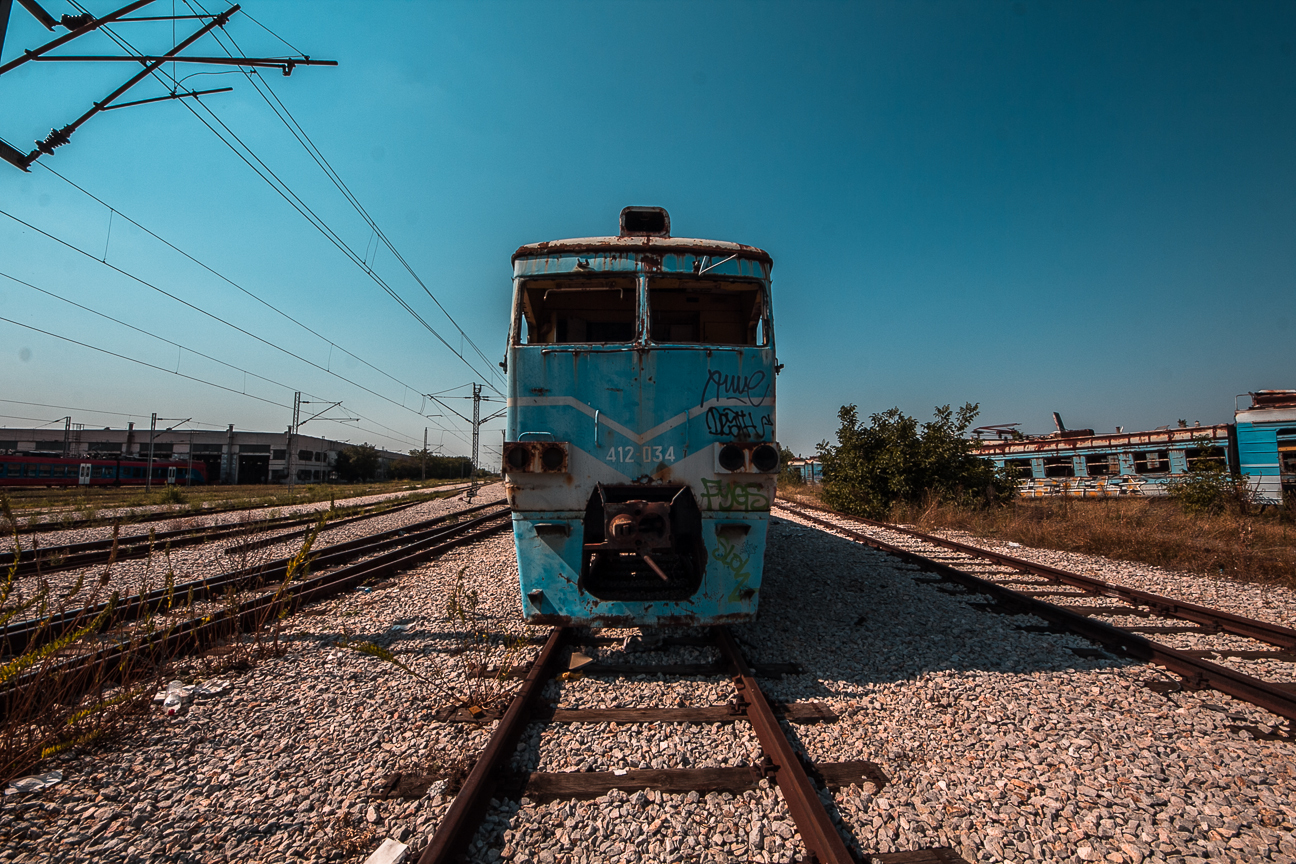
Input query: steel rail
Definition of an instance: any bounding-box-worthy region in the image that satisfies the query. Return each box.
[6,494,434,575]
[0,509,512,718]
[716,627,858,864]
[417,627,570,864]
[776,501,1296,724]
[5,482,477,535]
[419,626,864,864]
[0,501,507,657]
[779,500,1296,651]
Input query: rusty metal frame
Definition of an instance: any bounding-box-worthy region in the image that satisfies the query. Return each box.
[715,627,858,864]
[777,502,1296,724]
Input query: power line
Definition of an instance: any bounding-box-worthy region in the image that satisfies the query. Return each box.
[0,205,469,446]
[0,276,423,450]
[186,0,504,386]
[48,7,485,439]
[178,95,503,395]
[0,312,291,410]
[37,162,470,442]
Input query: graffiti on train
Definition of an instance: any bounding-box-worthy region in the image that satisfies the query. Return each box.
[704,407,773,440]
[700,478,770,512]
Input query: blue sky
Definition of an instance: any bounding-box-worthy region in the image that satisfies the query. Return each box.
[2,0,1293,463]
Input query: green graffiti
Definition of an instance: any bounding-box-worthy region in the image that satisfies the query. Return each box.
[700,477,770,512]
[714,536,753,603]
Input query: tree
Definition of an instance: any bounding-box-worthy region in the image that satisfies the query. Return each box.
[335,443,382,482]
[817,402,1017,518]
[776,446,802,487]
[388,450,475,480]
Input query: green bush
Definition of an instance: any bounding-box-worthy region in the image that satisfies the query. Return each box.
[817,402,1017,518]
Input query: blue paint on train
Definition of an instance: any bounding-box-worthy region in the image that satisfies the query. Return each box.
[503,207,778,627]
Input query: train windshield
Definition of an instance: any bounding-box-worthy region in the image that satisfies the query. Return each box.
[648,278,766,346]
[518,277,637,344]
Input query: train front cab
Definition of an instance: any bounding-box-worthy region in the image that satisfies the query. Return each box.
[504,208,777,628]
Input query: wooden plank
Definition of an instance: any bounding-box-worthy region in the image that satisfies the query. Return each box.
[870,848,971,864]
[533,701,838,725]
[468,659,802,680]
[1054,605,1152,618]
[814,760,890,790]
[502,759,887,802]
[1181,649,1296,661]
[582,661,802,678]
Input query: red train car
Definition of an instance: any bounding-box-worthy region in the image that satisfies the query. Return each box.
[0,455,208,487]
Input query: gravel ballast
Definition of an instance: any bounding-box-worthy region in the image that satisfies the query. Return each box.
[2,506,1293,863]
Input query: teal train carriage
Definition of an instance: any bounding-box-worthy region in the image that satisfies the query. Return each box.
[503,207,779,627]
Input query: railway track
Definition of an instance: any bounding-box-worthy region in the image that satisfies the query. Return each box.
[774,498,1296,728]
[414,626,966,864]
[0,499,508,657]
[0,501,512,717]
[3,481,476,536]
[3,492,451,578]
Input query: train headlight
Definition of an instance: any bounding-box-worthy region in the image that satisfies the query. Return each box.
[541,445,567,472]
[503,441,570,474]
[505,444,531,472]
[718,444,745,472]
[751,444,779,473]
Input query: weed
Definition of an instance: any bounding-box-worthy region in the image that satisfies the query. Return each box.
[328,812,380,855]
[0,494,173,785]
[339,568,528,714]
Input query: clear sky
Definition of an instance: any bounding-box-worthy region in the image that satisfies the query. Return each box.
[2,0,1293,464]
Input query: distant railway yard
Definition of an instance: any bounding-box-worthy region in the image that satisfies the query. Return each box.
[1,483,1292,864]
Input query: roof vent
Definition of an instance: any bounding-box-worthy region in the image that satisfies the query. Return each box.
[619,206,670,238]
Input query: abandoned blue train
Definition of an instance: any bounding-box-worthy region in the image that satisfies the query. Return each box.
[503,207,778,627]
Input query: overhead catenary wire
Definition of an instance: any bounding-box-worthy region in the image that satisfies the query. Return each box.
[0,205,469,448]
[184,0,504,386]
[0,312,423,450]
[11,8,486,452]
[82,3,504,394]
[0,272,424,450]
[38,162,470,442]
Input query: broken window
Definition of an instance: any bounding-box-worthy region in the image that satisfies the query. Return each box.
[518,277,637,344]
[1278,430,1296,475]
[1042,456,1074,478]
[648,278,766,345]
[1084,453,1119,476]
[1005,458,1034,478]
[1185,446,1226,472]
[1133,450,1170,474]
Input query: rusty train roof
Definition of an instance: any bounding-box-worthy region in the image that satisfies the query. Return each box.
[973,423,1231,455]
[512,235,773,265]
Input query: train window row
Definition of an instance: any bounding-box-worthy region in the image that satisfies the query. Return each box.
[1003,447,1225,479]
[0,462,197,480]
[519,277,768,347]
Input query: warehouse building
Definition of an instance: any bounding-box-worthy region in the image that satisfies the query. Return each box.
[0,424,406,485]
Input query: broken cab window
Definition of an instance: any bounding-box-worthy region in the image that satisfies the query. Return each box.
[648,278,766,345]
[519,277,637,344]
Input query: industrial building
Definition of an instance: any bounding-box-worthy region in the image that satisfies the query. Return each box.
[0,424,407,485]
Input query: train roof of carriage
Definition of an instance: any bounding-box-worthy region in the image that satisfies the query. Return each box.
[512,206,772,266]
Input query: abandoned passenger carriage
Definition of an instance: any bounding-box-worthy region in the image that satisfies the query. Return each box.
[504,207,778,627]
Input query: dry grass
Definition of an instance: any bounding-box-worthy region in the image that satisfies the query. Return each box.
[2,476,474,518]
[779,484,1296,589]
